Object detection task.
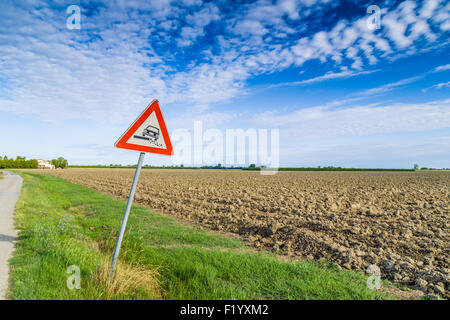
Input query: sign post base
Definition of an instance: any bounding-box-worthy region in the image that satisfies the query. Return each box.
[109,152,146,277]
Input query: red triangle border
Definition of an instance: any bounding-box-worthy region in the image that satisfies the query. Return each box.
[115,100,173,156]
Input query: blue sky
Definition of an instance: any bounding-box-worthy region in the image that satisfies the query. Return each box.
[0,0,449,168]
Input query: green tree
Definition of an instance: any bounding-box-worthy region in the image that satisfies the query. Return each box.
[51,157,68,169]
[413,164,419,171]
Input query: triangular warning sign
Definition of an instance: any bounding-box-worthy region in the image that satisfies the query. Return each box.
[115,100,173,155]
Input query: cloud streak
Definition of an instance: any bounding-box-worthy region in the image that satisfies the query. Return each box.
[269,69,379,87]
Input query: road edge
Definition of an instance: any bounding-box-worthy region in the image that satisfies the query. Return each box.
[0,171,23,300]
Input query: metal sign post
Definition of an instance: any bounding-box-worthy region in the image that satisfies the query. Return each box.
[111,100,173,278]
[109,152,145,277]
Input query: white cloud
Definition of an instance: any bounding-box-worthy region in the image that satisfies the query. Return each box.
[423,81,450,92]
[432,64,450,73]
[232,19,268,37]
[356,75,425,96]
[350,62,450,97]
[187,4,220,27]
[0,0,448,125]
[269,69,379,87]
[432,2,450,31]
[277,0,300,20]
[252,99,450,138]
[433,81,450,89]
[178,4,221,46]
[288,0,448,70]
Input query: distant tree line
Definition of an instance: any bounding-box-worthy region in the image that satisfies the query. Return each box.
[0,156,68,169]
[414,164,448,171]
[0,156,38,169]
[243,165,414,171]
[67,163,417,171]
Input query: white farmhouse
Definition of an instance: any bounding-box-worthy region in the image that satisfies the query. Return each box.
[37,159,55,169]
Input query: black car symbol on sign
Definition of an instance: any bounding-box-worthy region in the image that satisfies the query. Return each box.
[142,125,160,141]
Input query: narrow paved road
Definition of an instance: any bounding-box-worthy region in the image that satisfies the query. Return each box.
[0,171,22,300]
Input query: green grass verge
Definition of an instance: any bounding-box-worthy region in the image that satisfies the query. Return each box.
[9,171,391,300]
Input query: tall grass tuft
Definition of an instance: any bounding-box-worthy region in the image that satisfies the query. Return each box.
[90,258,162,300]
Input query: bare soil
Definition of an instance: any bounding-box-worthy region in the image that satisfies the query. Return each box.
[37,169,450,298]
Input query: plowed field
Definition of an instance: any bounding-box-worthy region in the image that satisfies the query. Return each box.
[37,168,450,297]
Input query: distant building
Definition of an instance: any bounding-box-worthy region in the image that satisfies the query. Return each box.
[37,159,55,169]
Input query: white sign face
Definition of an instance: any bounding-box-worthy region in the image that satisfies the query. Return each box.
[125,111,167,150]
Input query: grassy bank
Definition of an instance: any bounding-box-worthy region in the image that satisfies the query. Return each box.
[9,171,391,300]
